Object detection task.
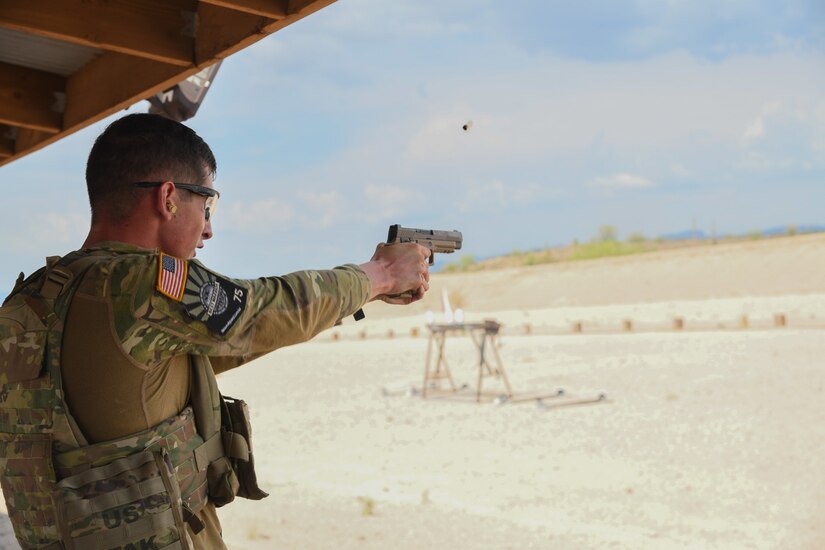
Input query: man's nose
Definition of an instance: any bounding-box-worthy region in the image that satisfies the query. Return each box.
[202,219,213,241]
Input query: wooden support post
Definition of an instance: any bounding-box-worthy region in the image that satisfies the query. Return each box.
[673,317,684,330]
[623,319,633,332]
[739,315,749,329]
[422,331,434,398]
[572,322,583,333]
[489,334,512,398]
[774,314,787,328]
[474,322,511,402]
[422,328,457,398]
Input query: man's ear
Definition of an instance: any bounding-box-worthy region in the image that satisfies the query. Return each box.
[157,181,178,220]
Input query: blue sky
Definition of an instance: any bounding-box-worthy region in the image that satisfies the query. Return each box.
[1,0,824,287]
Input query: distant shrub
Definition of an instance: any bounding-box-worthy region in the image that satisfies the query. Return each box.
[597,225,618,243]
[570,240,647,261]
[627,232,646,244]
[441,254,478,273]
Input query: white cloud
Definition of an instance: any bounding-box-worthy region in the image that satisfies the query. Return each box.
[363,184,412,220]
[742,101,783,144]
[223,199,293,232]
[670,163,692,178]
[297,191,344,227]
[39,213,87,248]
[393,51,825,176]
[458,179,548,213]
[743,117,766,142]
[591,173,654,188]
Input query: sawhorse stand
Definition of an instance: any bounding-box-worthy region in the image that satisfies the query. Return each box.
[423,320,513,402]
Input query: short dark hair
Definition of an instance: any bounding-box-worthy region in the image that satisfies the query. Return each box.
[85,113,217,219]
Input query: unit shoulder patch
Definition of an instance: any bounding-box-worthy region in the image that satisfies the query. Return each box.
[156,253,188,301]
[181,262,247,336]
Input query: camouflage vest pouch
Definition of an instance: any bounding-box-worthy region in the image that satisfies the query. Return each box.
[53,449,190,550]
[0,268,61,547]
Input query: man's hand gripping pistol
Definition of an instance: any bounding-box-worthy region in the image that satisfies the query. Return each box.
[354,224,463,321]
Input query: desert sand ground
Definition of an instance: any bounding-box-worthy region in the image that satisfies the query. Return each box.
[1,233,823,549]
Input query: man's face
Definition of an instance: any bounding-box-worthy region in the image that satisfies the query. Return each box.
[163,177,215,259]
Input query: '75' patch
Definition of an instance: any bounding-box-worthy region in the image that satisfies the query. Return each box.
[157,254,247,335]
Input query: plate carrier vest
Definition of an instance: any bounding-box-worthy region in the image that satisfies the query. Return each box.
[0,254,267,550]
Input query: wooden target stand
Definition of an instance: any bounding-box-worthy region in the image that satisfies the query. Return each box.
[423,320,513,402]
[420,320,608,407]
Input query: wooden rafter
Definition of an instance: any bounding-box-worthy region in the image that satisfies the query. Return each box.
[0,62,65,134]
[0,0,195,67]
[196,0,336,64]
[0,0,338,169]
[6,52,190,160]
[199,0,288,20]
[15,128,51,155]
[0,125,13,158]
[64,53,184,131]
[196,3,272,64]
[288,0,328,14]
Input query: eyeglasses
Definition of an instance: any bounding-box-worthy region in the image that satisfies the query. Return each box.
[133,181,220,221]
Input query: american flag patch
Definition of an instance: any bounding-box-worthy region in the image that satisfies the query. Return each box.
[157,253,188,301]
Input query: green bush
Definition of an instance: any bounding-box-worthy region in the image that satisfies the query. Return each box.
[627,232,647,244]
[460,254,476,269]
[569,240,647,261]
[597,225,618,242]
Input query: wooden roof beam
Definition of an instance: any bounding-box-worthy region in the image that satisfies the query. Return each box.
[7,52,187,163]
[195,0,336,63]
[289,0,330,15]
[0,62,64,134]
[0,0,338,168]
[63,52,185,131]
[0,0,195,67]
[15,128,52,156]
[0,125,13,159]
[199,0,288,20]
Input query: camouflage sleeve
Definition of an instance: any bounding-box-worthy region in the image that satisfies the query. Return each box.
[113,256,370,368]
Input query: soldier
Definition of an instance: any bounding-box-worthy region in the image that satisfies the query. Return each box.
[0,113,430,549]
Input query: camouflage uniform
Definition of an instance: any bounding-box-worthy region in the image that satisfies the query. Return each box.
[0,242,371,549]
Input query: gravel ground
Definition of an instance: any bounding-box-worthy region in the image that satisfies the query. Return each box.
[212,327,825,549]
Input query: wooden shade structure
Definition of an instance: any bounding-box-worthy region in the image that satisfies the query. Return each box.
[0,0,336,168]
